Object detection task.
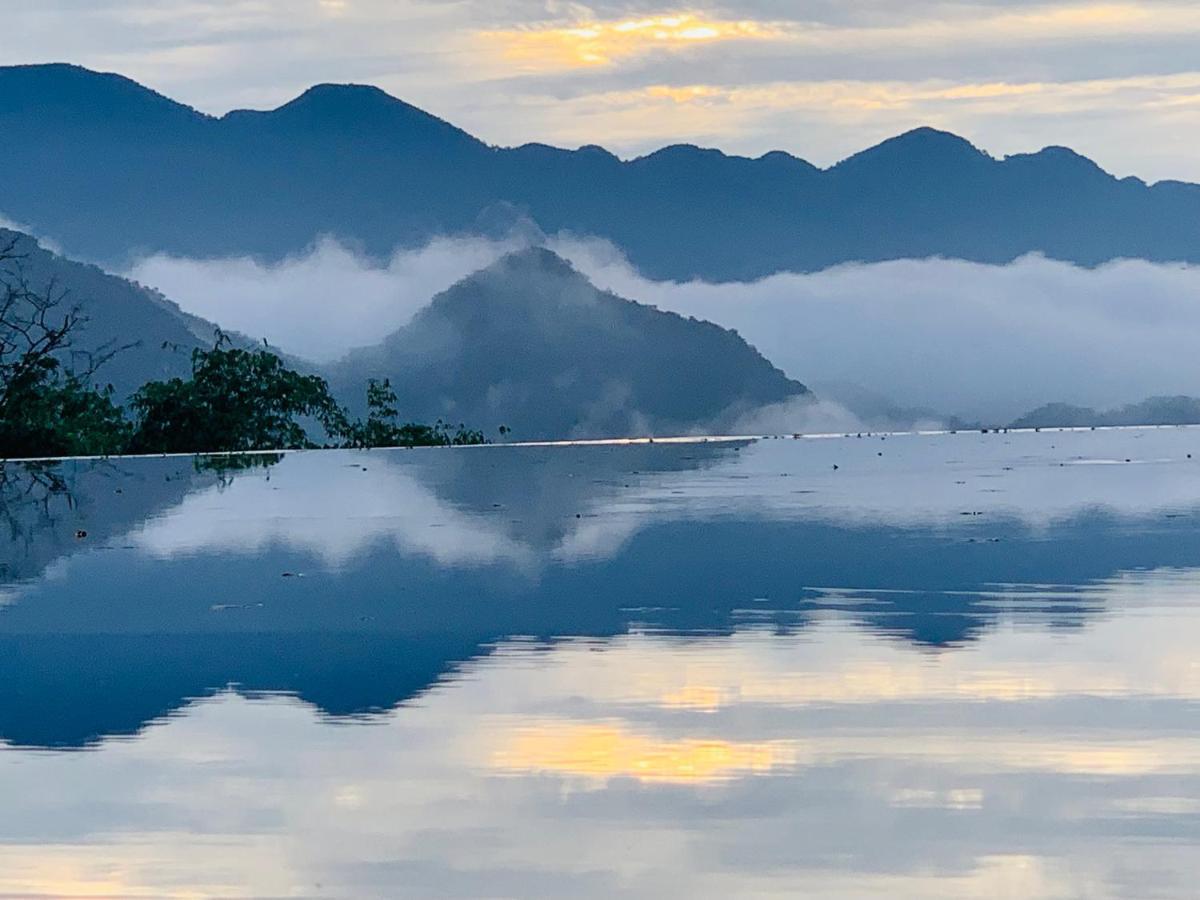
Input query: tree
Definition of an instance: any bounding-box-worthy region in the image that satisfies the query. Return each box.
[0,238,130,458]
[128,334,352,454]
[0,243,490,459]
[344,378,486,448]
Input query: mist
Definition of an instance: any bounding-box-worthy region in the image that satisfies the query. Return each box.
[568,247,1200,424]
[127,236,524,363]
[126,235,1200,425]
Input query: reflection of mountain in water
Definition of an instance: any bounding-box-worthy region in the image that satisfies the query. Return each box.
[0,458,210,587]
[3,434,1200,748]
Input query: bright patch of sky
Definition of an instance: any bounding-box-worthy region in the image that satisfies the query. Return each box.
[4,1,1200,180]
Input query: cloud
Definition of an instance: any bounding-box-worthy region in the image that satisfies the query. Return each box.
[126,235,525,362]
[125,449,538,571]
[477,13,782,72]
[128,233,1200,424]
[560,241,1200,422]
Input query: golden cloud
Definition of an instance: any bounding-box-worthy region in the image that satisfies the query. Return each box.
[473,2,1200,77]
[479,13,782,71]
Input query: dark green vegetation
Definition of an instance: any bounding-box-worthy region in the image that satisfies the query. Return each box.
[0,240,485,458]
[1010,396,1200,430]
[1,335,487,459]
[122,341,486,454]
[330,248,808,440]
[126,337,350,454]
[0,234,133,457]
[4,64,1200,281]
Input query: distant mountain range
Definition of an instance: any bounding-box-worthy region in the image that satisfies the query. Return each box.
[2,64,1199,281]
[1010,397,1200,430]
[330,248,807,439]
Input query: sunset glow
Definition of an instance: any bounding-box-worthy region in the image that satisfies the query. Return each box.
[481,13,780,70]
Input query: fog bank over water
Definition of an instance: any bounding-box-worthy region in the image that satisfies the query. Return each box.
[127,236,1200,424]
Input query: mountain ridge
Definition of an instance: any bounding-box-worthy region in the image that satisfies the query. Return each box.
[0,64,1149,178]
[1009,396,1200,430]
[2,63,1198,281]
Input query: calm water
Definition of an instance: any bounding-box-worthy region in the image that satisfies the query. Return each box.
[2,429,1200,898]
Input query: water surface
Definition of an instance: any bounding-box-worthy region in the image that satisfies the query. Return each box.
[2,429,1199,897]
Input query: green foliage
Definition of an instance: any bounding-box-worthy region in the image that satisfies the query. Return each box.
[0,363,131,458]
[0,247,489,459]
[128,337,351,454]
[0,241,131,458]
[344,378,486,448]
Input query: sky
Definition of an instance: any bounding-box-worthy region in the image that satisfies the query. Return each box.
[4,1,1200,181]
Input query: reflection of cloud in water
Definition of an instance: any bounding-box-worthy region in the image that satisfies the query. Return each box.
[493,721,794,785]
[3,566,1200,896]
[124,429,1200,571]
[124,442,743,569]
[482,569,1200,713]
[486,720,1200,780]
[127,452,537,570]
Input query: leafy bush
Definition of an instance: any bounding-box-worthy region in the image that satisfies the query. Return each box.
[1,235,489,459]
[0,364,130,458]
[128,337,350,454]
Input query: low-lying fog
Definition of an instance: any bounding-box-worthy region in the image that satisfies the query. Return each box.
[127,235,1200,425]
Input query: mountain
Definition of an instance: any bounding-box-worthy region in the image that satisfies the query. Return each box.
[2,64,1199,281]
[328,248,808,439]
[0,228,213,399]
[1010,396,1200,429]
